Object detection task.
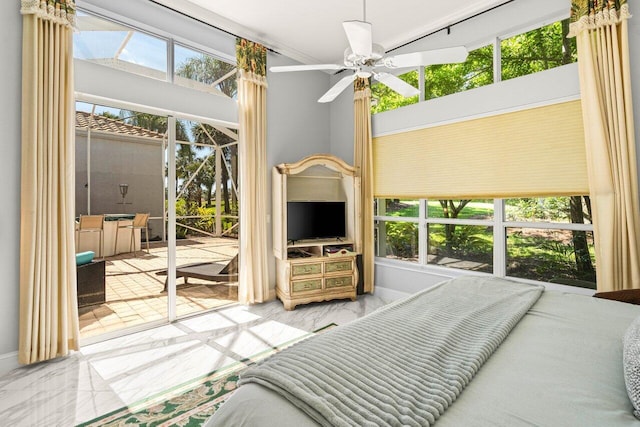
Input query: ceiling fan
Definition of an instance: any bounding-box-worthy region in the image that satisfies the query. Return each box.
[269,2,469,103]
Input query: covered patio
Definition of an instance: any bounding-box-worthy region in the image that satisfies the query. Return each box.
[78,236,238,339]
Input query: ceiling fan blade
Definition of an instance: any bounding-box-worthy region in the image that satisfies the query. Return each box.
[270,64,344,73]
[383,46,468,68]
[374,72,420,98]
[318,74,357,103]
[343,20,372,57]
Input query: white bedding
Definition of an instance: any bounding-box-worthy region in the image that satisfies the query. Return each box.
[207,283,640,426]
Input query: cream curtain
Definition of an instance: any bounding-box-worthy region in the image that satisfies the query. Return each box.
[569,0,639,292]
[354,78,374,293]
[19,0,79,364]
[236,39,270,303]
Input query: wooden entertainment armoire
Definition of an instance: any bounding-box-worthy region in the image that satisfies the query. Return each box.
[272,154,361,310]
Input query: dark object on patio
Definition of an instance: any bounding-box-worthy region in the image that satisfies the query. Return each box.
[77,259,106,307]
[158,254,238,292]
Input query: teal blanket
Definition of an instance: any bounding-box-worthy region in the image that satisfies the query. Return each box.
[239,276,543,427]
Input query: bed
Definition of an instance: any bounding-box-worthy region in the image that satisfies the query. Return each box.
[206,276,640,426]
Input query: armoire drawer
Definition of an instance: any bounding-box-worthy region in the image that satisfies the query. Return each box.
[291,262,322,277]
[292,278,322,293]
[325,260,353,273]
[325,275,353,289]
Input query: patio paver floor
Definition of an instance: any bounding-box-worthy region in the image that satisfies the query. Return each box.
[78,237,239,339]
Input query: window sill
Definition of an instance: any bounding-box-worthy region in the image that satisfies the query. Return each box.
[374,256,595,296]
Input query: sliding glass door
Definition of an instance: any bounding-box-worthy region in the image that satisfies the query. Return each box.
[75,102,240,342]
[75,101,169,340]
[170,118,239,319]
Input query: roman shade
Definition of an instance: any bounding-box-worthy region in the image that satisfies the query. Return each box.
[373,99,588,199]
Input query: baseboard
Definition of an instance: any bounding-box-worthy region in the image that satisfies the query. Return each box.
[373,286,411,303]
[0,351,19,377]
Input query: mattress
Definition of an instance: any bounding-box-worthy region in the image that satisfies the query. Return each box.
[206,288,640,426]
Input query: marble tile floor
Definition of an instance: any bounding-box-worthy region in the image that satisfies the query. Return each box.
[0,294,388,427]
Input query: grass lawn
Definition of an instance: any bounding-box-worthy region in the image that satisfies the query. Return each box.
[381,200,493,219]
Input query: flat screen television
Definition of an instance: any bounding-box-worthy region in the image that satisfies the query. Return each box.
[287,201,346,242]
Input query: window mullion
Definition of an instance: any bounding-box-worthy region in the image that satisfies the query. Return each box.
[418,67,425,103]
[493,198,506,277]
[419,199,428,265]
[493,36,501,84]
[167,37,175,84]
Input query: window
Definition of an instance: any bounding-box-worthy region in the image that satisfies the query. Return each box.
[373,17,575,114]
[504,197,594,287]
[501,19,577,82]
[375,199,420,262]
[424,44,493,101]
[371,70,419,114]
[74,11,168,81]
[175,117,239,239]
[426,200,493,273]
[174,44,237,98]
[375,197,596,289]
[75,10,237,97]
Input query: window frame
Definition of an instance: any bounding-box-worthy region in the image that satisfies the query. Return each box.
[374,198,595,287]
[372,12,574,114]
[75,7,236,95]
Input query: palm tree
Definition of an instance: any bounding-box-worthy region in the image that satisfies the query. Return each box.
[177,54,238,215]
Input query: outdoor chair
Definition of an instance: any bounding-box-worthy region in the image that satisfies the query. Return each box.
[76,214,105,258]
[114,213,150,256]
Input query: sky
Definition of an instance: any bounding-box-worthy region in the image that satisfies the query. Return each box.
[74,12,214,77]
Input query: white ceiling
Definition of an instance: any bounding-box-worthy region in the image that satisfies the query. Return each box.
[156,0,508,65]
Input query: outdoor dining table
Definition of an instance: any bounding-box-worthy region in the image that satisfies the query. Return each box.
[75,213,141,257]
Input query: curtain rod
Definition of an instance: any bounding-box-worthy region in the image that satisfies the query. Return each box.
[147,0,278,53]
[387,0,516,53]
[148,0,515,56]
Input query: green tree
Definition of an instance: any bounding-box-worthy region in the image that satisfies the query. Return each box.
[439,200,471,250]
[176,54,239,217]
[371,71,419,114]
[177,54,237,97]
[100,111,120,120]
[424,45,493,100]
[501,20,576,81]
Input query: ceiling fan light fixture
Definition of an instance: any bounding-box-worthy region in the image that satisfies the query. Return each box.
[356,70,372,78]
[370,43,385,60]
[344,43,385,67]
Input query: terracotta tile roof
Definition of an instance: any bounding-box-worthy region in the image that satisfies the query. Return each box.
[75,111,165,139]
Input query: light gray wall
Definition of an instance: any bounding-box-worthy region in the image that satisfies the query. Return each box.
[75,60,238,125]
[0,2,22,370]
[266,53,331,165]
[329,73,355,164]
[374,63,579,136]
[266,52,331,286]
